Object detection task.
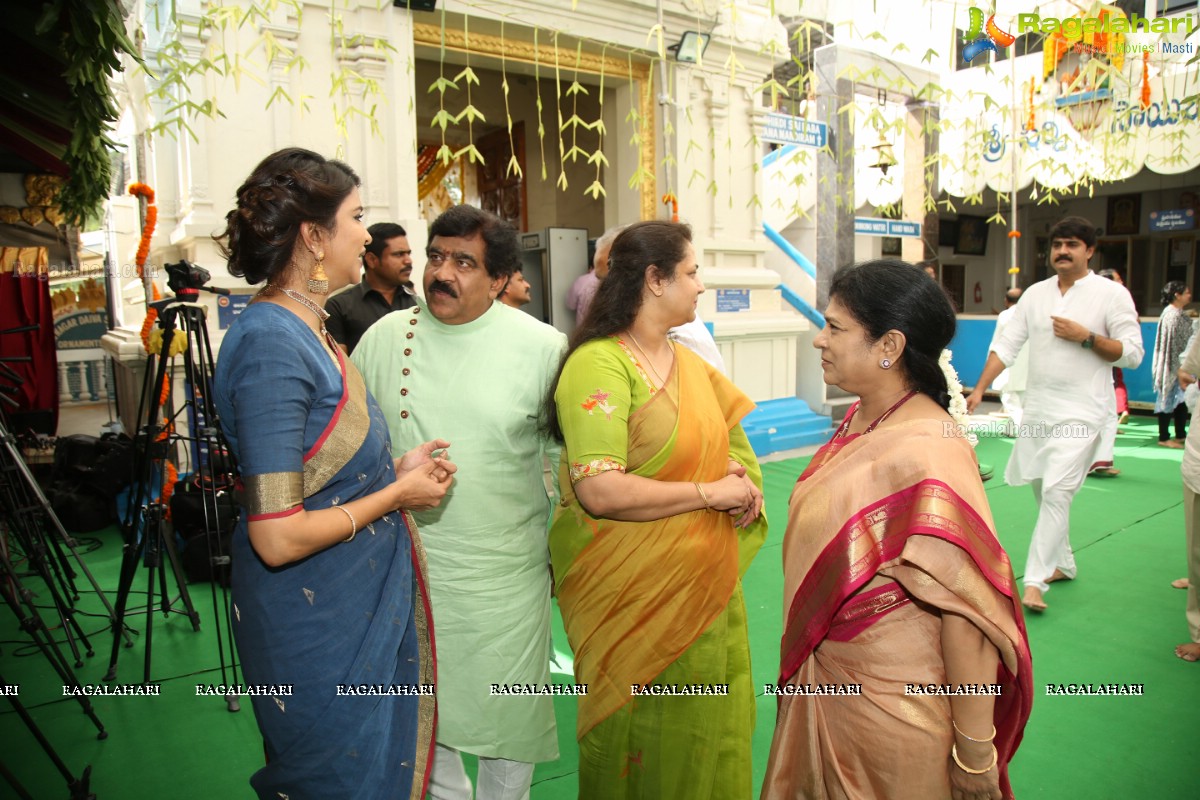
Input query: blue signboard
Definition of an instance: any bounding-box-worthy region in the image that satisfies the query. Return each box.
[854,217,889,235]
[1149,208,1195,232]
[854,217,922,238]
[716,289,750,313]
[762,113,829,148]
[217,293,254,329]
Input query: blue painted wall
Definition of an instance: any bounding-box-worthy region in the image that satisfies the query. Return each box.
[949,317,1161,406]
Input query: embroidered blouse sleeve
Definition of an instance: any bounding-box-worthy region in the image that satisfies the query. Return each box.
[220,328,315,520]
[555,341,633,485]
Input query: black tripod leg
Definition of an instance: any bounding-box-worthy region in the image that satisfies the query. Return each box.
[1,676,96,799]
[107,338,172,682]
[141,517,159,687]
[161,525,201,631]
[103,528,144,682]
[0,757,35,800]
[7,528,88,668]
[0,423,130,645]
[0,557,107,737]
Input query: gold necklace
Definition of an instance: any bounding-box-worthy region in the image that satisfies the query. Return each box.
[627,331,670,387]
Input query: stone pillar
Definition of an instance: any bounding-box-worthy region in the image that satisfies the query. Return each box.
[904,100,940,265]
[814,45,855,309]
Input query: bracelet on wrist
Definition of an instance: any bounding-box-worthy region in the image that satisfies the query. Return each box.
[951,743,997,775]
[952,721,996,743]
[334,504,357,542]
[694,482,711,509]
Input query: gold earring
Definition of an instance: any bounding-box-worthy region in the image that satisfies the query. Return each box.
[308,251,328,295]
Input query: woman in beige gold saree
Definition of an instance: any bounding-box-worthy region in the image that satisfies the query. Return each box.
[762,261,1032,800]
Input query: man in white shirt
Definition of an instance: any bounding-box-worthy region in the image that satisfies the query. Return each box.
[967,216,1143,612]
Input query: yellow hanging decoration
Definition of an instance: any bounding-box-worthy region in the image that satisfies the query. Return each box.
[146,327,188,357]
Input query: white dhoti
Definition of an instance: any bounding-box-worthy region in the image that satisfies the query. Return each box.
[1000,389,1025,428]
[1005,398,1099,592]
[1091,410,1118,471]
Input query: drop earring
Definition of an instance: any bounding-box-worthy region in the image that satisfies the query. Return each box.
[308,251,329,295]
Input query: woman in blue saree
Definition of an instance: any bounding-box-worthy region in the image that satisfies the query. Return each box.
[214,148,455,799]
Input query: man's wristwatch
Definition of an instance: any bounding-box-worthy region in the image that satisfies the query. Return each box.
[1081,332,1096,349]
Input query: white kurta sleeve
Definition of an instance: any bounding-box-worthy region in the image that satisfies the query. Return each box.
[1106,289,1144,370]
[992,297,1030,368]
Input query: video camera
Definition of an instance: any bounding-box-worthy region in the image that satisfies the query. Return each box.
[165,259,213,294]
[164,259,230,297]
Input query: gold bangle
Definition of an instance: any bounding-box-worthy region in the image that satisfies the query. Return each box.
[951,743,997,775]
[334,504,357,543]
[953,721,997,743]
[694,482,711,509]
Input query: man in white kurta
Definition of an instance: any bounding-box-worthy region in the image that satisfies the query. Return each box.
[968,216,1143,611]
[353,205,567,800]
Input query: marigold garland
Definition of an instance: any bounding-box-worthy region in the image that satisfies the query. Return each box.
[130,181,162,355]
[162,461,178,519]
[662,192,679,222]
[128,182,157,276]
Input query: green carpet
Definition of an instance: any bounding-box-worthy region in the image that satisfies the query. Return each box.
[3,415,1196,797]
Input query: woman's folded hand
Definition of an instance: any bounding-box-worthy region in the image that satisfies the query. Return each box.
[391,458,456,511]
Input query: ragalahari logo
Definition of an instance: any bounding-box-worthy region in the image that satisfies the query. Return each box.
[962,7,1016,62]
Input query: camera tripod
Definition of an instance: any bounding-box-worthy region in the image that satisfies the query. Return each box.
[105,270,242,703]
[1,324,105,798]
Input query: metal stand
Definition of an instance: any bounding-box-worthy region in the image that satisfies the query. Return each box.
[0,324,107,796]
[103,272,241,704]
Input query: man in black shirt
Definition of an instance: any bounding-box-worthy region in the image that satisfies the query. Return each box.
[326,221,418,353]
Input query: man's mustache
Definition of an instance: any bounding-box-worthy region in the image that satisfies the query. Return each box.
[428,280,458,298]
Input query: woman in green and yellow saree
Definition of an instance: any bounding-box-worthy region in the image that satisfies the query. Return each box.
[545,220,767,799]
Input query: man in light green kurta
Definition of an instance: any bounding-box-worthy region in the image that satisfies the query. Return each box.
[352,205,565,800]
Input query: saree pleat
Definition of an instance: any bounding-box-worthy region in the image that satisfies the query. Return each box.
[763,418,1032,800]
[551,342,766,798]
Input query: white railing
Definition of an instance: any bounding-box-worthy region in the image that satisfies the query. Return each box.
[57,349,111,404]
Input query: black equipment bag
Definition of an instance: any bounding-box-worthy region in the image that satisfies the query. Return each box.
[47,433,135,532]
[171,479,239,585]
[51,433,135,497]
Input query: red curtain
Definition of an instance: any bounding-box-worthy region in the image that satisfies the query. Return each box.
[1,248,58,431]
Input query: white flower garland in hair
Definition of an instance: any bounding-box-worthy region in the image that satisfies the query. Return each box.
[939,348,978,446]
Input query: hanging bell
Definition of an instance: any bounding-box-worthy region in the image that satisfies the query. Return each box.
[870,134,897,175]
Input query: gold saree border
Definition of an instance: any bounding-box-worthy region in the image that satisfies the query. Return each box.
[782,478,1017,679]
[403,509,437,800]
[302,352,370,498]
[244,471,303,519]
